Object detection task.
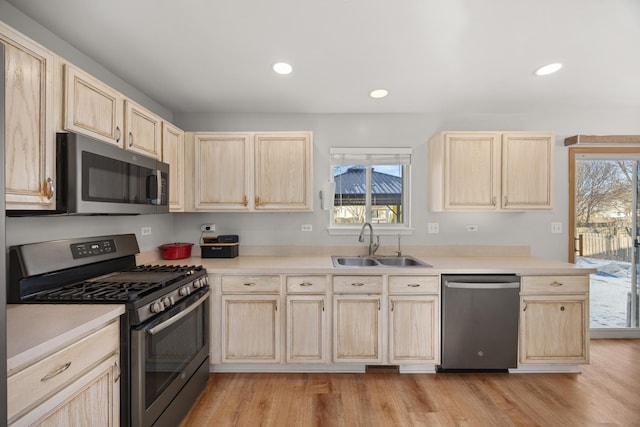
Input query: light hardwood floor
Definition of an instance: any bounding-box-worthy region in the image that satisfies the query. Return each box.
[181,340,640,426]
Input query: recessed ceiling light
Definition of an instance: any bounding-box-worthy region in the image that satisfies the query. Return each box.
[535,63,563,76]
[273,62,293,75]
[369,89,388,99]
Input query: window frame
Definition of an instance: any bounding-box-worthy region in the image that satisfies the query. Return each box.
[327,147,413,235]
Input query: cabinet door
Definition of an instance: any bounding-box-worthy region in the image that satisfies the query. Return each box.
[502,132,553,210]
[286,295,327,363]
[333,295,382,363]
[222,295,281,363]
[388,296,439,364]
[162,122,185,211]
[124,100,162,159]
[1,24,56,210]
[193,133,251,210]
[63,63,124,146]
[443,132,501,210]
[519,294,589,364]
[254,132,312,211]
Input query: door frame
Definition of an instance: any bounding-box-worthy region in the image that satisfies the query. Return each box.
[569,146,640,338]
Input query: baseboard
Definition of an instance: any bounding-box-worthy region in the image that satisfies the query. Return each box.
[509,365,582,374]
[209,364,366,373]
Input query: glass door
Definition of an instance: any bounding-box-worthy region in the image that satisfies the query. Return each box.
[570,148,640,337]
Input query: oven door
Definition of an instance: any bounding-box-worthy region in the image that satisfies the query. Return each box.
[131,288,210,427]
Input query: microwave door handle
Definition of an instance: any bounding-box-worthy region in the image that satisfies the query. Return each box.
[147,170,161,205]
[147,290,210,336]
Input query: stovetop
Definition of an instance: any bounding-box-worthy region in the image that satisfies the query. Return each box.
[31,265,205,303]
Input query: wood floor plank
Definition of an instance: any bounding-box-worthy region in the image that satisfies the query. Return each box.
[181,340,640,427]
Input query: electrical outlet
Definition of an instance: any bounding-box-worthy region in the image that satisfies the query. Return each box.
[200,224,216,232]
[551,222,562,233]
[427,223,439,233]
[466,224,478,232]
[301,224,313,232]
[141,227,152,236]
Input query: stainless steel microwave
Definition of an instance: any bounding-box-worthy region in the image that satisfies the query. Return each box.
[54,132,169,215]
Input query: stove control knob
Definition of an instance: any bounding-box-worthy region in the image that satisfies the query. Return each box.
[179,286,190,297]
[150,301,165,313]
[193,279,202,289]
[162,296,174,307]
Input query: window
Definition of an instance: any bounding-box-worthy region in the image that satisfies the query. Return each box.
[329,148,411,232]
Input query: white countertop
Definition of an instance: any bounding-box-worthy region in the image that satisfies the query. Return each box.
[6,304,125,374]
[161,254,596,275]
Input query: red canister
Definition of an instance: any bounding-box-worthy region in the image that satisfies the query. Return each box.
[159,243,193,260]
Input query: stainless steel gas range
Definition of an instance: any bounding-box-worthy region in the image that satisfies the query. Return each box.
[8,234,210,427]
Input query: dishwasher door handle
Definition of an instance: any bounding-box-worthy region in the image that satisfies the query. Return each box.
[445,281,520,289]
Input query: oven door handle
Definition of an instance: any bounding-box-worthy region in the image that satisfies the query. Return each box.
[147,289,210,336]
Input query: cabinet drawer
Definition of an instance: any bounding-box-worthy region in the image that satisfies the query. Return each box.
[521,275,589,294]
[333,275,382,294]
[286,275,327,293]
[389,275,439,294]
[221,275,280,293]
[7,320,119,422]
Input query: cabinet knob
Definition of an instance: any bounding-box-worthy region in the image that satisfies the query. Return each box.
[44,177,55,199]
[560,306,565,311]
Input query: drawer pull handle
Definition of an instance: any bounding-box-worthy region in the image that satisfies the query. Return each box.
[243,282,256,287]
[351,282,365,287]
[407,283,421,288]
[550,281,564,287]
[300,282,313,287]
[41,362,71,382]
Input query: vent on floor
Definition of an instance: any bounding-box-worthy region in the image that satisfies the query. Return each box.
[365,365,399,373]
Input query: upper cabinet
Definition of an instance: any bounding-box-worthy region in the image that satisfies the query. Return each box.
[186,131,313,212]
[254,132,313,211]
[429,131,554,211]
[63,63,124,146]
[1,22,56,211]
[162,122,185,212]
[124,99,162,159]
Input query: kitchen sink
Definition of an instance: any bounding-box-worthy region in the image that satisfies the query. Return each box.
[331,255,431,268]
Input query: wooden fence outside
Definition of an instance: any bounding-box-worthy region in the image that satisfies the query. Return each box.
[580,232,633,261]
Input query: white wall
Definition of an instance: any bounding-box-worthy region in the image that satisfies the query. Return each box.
[172,111,640,261]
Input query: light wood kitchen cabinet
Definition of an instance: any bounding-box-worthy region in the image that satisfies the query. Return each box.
[8,320,120,426]
[190,132,252,211]
[162,121,185,211]
[187,131,313,212]
[63,62,124,146]
[286,275,329,363]
[429,131,554,211]
[254,132,313,211]
[388,275,440,364]
[124,99,162,159]
[519,275,589,365]
[1,22,56,211]
[221,275,281,363]
[333,275,383,363]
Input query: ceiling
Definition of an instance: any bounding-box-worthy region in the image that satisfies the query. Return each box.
[8,0,640,115]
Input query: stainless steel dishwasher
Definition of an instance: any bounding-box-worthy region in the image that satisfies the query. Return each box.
[440,275,520,371]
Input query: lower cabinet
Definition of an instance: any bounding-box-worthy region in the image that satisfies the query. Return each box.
[220,273,282,363]
[286,275,329,363]
[332,275,383,363]
[8,320,120,426]
[388,275,440,364]
[519,275,590,365]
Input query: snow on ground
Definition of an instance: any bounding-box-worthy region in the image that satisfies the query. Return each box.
[576,257,638,328]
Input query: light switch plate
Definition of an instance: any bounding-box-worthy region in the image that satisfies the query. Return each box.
[551,222,562,233]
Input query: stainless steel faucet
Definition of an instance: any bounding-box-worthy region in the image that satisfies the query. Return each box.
[359,222,380,255]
